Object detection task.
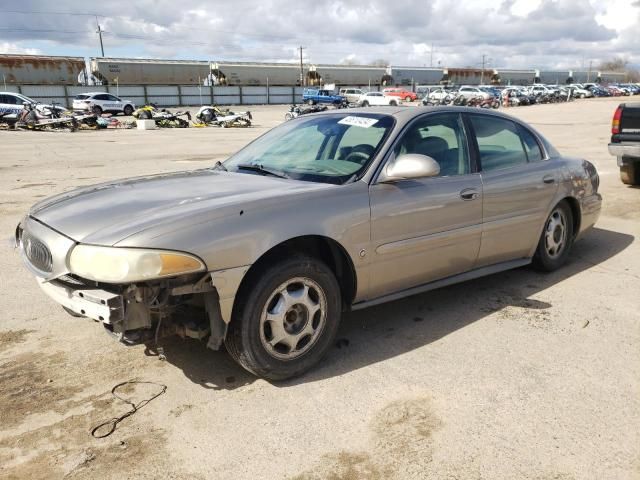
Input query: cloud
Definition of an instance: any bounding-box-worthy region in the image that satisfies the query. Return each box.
[0,42,41,55]
[0,0,637,69]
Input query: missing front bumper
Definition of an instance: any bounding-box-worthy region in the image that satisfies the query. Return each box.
[38,278,125,323]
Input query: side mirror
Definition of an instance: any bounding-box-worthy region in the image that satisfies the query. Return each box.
[378,153,440,183]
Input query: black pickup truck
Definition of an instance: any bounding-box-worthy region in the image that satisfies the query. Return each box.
[608,103,640,185]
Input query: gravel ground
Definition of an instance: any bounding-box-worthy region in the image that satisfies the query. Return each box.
[0,98,638,480]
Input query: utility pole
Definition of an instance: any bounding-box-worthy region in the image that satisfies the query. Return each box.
[299,46,306,87]
[587,60,593,82]
[96,16,105,57]
[480,54,486,85]
[430,43,434,68]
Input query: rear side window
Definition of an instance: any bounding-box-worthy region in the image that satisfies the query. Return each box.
[519,127,544,162]
[75,94,89,100]
[469,115,528,172]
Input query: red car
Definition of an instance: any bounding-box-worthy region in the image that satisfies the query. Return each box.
[382,87,417,102]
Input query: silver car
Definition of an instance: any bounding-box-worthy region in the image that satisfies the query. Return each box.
[16,107,602,380]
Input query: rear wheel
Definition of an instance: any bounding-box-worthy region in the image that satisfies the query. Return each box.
[306,99,315,105]
[91,105,103,116]
[123,104,134,116]
[225,256,342,380]
[405,96,412,102]
[532,201,574,271]
[620,162,640,185]
[390,100,398,106]
[361,101,369,107]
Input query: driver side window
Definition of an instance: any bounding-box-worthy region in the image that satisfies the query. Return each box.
[393,113,470,176]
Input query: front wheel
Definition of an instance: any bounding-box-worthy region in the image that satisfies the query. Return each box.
[405,96,412,102]
[225,256,342,380]
[306,99,315,105]
[361,101,369,107]
[123,104,134,116]
[532,201,574,271]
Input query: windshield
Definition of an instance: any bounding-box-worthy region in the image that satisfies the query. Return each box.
[222,113,395,184]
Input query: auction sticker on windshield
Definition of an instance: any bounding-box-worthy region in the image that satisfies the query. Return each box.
[338,116,378,128]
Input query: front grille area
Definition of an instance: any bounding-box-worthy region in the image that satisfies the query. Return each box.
[22,231,53,273]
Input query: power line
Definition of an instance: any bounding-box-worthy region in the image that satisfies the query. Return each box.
[3,10,106,17]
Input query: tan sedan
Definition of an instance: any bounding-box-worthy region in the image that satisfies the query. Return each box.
[17,107,602,379]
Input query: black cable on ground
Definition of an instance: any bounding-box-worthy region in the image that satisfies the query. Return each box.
[91,381,167,439]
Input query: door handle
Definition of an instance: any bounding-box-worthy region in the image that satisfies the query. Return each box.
[542,175,555,184]
[460,188,478,201]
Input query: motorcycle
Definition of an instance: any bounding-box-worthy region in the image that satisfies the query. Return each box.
[15,102,78,131]
[284,104,328,120]
[195,105,252,127]
[134,104,192,128]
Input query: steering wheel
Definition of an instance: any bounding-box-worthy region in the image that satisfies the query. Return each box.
[344,151,371,165]
[344,144,375,165]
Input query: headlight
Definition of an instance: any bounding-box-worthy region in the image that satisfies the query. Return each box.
[68,245,205,283]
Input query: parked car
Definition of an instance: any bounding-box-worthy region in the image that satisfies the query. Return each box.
[357,91,402,106]
[16,107,601,380]
[302,88,346,106]
[382,88,417,102]
[568,85,593,98]
[421,87,456,105]
[586,85,611,97]
[338,88,365,104]
[608,102,640,185]
[72,92,135,116]
[0,91,67,123]
[605,85,628,97]
[457,86,492,101]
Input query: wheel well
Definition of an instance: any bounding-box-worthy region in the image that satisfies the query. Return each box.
[561,197,581,238]
[236,236,357,311]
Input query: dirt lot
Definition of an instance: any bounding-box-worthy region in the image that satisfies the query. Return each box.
[0,99,638,480]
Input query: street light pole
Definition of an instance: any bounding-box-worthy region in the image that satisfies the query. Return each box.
[299,46,306,87]
[96,16,105,57]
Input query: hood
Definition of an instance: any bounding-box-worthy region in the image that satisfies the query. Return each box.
[30,169,330,245]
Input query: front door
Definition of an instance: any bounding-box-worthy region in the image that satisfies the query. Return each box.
[368,113,483,299]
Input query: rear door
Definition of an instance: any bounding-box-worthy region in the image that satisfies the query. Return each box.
[368,112,483,298]
[466,113,559,266]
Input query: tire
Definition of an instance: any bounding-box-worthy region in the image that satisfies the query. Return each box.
[123,104,134,116]
[225,255,342,380]
[361,101,369,107]
[306,99,315,105]
[405,96,412,102]
[532,201,574,272]
[284,112,294,121]
[91,105,103,116]
[390,100,398,106]
[620,162,640,185]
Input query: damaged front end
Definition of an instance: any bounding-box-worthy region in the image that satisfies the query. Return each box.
[16,216,232,351]
[39,273,227,349]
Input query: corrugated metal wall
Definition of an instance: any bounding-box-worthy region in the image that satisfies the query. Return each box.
[7,84,306,107]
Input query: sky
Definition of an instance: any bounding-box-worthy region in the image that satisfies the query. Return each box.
[0,0,639,70]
